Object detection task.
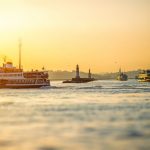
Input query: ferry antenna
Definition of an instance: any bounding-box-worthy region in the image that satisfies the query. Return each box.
[19,38,22,70]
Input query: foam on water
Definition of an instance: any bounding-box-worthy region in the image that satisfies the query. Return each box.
[0,79,150,150]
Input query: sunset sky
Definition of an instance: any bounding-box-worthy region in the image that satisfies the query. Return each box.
[0,0,149,73]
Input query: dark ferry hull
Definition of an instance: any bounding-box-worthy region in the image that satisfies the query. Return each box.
[0,83,50,89]
[116,75,128,81]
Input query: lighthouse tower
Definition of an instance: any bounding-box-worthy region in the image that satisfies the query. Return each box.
[88,69,91,79]
[76,64,80,78]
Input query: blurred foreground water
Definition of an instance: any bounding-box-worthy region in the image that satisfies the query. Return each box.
[0,80,150,150]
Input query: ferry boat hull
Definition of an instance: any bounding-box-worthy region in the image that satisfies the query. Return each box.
[0,79,50,88]
[0,83,50,89]
[116,75,128,81]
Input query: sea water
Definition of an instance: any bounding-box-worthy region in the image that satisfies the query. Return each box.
[0,80,150,150]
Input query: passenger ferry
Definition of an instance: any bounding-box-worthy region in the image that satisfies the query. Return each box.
[137,70,150,82]
[0,41,50,88]
[0,62,50,88]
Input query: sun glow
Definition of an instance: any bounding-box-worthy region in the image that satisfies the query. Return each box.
[0,0,150,73]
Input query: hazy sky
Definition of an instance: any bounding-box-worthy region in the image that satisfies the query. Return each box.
[0,0,150,73]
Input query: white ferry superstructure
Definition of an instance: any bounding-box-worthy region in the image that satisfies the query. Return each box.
[138,70,150,82]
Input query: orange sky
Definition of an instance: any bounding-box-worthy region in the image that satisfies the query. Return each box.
[0,0,150,73]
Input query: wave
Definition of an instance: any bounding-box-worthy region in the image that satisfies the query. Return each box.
[0,102,14,106]
[46,86,75,89]
[39,84,150,91]
[41,85,150,91]
[78,86,102,90]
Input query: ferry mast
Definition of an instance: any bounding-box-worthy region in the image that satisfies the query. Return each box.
[19,39,22,69]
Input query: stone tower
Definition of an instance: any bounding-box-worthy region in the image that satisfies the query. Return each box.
[76,64,80,78]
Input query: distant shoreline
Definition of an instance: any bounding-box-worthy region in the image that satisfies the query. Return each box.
[50,78,137,81]
[48,70,139,80]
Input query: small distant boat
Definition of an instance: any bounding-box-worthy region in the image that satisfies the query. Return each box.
[116,68,128,81]
[63,65,95,83]
[137,70,150,82]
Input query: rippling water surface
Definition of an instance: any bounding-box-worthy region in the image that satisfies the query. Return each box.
[0,80,150,150]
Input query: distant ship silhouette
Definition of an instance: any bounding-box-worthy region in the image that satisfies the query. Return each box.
[116,68,128,81]
[63,65,95,83]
